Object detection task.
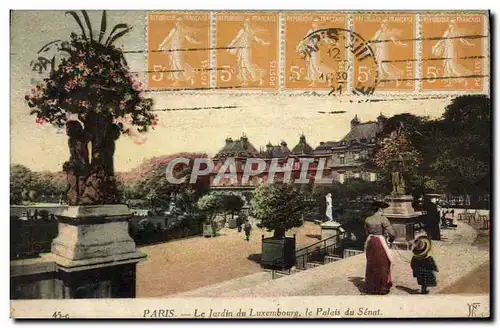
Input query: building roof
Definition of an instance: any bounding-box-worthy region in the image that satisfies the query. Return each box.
[341,121,380,142]
[261,141,291,158]
[215,135,260,158]
[291,135,314,155]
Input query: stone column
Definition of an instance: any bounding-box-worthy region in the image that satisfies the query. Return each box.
[49,204,146,298]
[384,195,422,250]
[320,221,344,250]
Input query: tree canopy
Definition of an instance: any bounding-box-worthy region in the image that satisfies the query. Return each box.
[251,184,305,238]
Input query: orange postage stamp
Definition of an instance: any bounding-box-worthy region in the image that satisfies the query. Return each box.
[284,13,348,91]
[215,12,279,90]
[147,12,210,90]
[353,13,416,92]
[421,14,485,92]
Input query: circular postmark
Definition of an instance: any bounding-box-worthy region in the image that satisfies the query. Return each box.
[297,27,379,95]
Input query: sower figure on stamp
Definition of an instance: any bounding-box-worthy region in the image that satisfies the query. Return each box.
[411,235,439,294]
[296,18,334,87]
[63,120,90,205]
[364,200,396,295]
[432,20,475,87]
[370,19,407,87]
[159,17,201,86]
[227,18,270,86]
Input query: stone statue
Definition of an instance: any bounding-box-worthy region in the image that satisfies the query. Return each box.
[63,120,89,205]
[325,193,333,221]
[391,159,406,196]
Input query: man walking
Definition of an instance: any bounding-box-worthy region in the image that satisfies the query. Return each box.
[236,216,243,233]
[243,219,252,241]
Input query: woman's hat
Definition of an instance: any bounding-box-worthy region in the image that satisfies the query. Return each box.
[371,200,390,210]
[412,235,432,258]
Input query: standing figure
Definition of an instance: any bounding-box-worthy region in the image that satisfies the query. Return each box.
[159,17,201,86]
[371,19,407,86]
[236,215,243,232]
[227,18,270,86]
[325,192,334,221]
[432,20,475,86]
[364,200,396,295]
[296,18,334,86]
[243,219,252,241]
[411,236,438,294]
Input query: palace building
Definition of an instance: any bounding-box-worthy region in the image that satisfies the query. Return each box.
[209,114,385,188]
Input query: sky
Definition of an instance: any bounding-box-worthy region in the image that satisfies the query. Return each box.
[10,10,489,172]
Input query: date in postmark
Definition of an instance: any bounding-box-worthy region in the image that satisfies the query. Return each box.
[284,13,347,91]
[353,13,416,92]
[297,26,379,96]
[421,13,485,92]
[147,12,210,90]
[215,12,279,90]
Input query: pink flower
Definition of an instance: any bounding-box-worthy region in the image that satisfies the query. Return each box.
[64,80,76,91]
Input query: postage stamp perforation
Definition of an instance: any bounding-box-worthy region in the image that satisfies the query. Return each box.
[415,13,422,93]
[279,12,286,90]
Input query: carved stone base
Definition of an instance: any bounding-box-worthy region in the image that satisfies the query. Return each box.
[384,195,423,244]
[51,205,146,272]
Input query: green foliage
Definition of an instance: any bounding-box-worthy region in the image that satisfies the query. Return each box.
[219,194,244,218]
[368,96,490,198]
[251,184,305,237]
[10,164,66,204]
[197,194,222,236]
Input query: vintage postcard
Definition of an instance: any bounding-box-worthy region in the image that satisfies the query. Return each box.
[10,9,491,319]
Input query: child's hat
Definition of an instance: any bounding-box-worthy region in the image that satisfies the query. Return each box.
[412,235,432,258]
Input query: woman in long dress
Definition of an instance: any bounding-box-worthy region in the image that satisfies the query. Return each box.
[432,20,475,86]
[159,18,201,86]
[296,18,334,87]
[371,19,407,87]
[364,201,396,295]
[227,19,270,86]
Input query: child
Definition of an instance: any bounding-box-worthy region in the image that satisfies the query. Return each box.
[411,235,439,294]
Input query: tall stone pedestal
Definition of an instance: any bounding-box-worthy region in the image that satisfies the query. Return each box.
[50,205,146,298]
[320,221,344,249]
[384,195,422,250]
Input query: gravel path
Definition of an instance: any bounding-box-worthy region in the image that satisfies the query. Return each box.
[220,221,489,297]
[136,221,321,297]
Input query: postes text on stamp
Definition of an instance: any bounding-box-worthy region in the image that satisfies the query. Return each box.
[421,14,485,92]
[215,12,279,90]
[147,12,210,90]
[284,14,347,91]
[353,14,416,92]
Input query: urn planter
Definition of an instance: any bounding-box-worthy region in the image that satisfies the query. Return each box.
[260,235,296,269]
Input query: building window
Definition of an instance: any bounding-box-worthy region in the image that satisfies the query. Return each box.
[339,153,345,165]
[369,173,377,182]
[353,153,360,160]
[338,173,345,184]
[354,172,360,178]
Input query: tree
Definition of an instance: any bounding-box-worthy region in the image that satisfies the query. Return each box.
[10,164,33,204]
[25,10,156,205]
[431,95,491,200]
[197,194,222,236]
[373,127,422,195]
[251,184,305,239]
[219,195,244,221]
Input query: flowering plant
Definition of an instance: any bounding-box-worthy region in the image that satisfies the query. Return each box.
[25,11,156,133]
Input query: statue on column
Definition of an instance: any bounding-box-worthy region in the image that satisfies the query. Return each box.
[391,158,406,196]
[325,193,334,221]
